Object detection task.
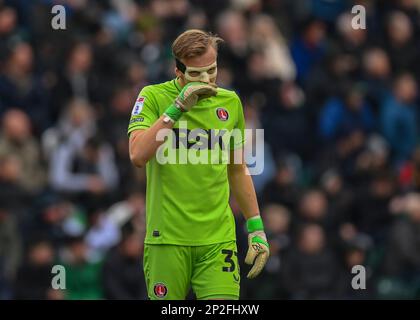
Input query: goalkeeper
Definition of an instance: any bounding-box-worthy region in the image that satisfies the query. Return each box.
[128,29,269,300]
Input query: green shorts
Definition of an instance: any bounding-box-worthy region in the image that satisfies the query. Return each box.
[143,240,240,300]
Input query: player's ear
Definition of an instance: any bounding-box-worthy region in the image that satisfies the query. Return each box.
[175,68,182,78]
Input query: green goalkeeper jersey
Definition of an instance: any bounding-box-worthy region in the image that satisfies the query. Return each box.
[127,79,245,246]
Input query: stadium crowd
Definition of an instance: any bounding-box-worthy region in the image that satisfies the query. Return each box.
[1,0,420,299]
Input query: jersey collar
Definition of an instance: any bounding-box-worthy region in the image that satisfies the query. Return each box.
[174,78,182,92]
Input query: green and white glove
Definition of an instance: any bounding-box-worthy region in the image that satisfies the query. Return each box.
[245,215,270,279]
[164,82,217,122]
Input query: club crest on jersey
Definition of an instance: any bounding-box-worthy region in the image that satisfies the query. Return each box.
[154,282,167,298]
[132,96,145,115]
[216,107,229,121]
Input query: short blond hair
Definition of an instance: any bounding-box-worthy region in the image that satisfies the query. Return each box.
[172,29,224,60]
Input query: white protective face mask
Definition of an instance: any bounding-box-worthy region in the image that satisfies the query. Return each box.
[176,59,217,84]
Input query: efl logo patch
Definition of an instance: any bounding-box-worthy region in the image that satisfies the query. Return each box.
[216,107,229,121]
[154,283,167,298]
[132,96,145,115]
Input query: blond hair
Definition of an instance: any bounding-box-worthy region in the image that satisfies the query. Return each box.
[172,29,224,60]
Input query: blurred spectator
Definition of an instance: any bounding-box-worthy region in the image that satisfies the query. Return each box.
[24,195,86,248]
[13,239,61,300]
[0,207,22,299]
[296,189,336,239]
[216,10,250,93]
[245,204,291,299]
[100,85,137,196]
[335,11,368,78]
[249,14,296,81]
[361,47,392,112]
[378,193,420,299]
[290,17,327,86]
[264,204,292,258]
[305,51,354,115]
[392,0,420,33]
[261,155,302,212]
[49,134,119,199]
[384,193,420,277]
[0,154,30,211]
[0,6,18,42]
[0,41,50,132]
[399,146,420,191]
[319,83,375,143]
[243,103,276,194]
[311,0,349,24]
[319,169,354,234]
[42,98,96,161]
[125,60,149,99]
[102,228,146,299]
[85,208,120,260]
[281,223,340,299]
[351,170,396,244]
[60,236,103,300]
[106,188,146,237]
[385,11,419,75]
[336,235,375,299]
[352,134,391,186]
[262,81,309,158]
[381,72,418,165]
[50,41,101,121]
[0,109,46,193]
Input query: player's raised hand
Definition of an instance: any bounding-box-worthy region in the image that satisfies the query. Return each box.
[245,216,270,279]
[175,82,217,112]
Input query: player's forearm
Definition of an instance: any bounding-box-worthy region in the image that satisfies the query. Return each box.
[129,116,173,167]
[228,163,260,220]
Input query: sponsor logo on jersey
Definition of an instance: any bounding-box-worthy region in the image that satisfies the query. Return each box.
[129,117,144,124]
[216,107,229,121]
[154,282,168,298]
[172,128,228,150]
[132,96,145,115]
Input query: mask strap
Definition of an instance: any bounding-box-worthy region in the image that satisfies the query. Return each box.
[175,58,186,73]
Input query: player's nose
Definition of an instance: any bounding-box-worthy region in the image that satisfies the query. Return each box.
[199,72,210,83]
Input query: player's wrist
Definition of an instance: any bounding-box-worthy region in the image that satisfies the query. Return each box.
[246,215,265,233]
[163,104,183,123]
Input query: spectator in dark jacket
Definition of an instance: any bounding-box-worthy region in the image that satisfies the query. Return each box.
[0,109,46,194]
[14,239,62,300]
[385,11,419,75]
[319,84,375,143]
[291,17,327,86]
[244,204,291,299]
[0,207,22,299]
[102,228,147,300]
[0,42,50,132]
[49,134,119,206]
[261,156,302,212]
[61,235,103,300]
[384,193,420,278]
[381,72,418,165]
[281,223,341,299]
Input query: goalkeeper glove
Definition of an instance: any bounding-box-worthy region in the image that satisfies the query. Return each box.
[164,81,217,122]
[245,215,270,279]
